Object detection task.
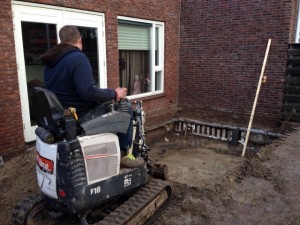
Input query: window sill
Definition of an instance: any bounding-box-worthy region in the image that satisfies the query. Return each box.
[128,92,165,102]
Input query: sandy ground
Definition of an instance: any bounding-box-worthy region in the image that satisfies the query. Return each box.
[1,125,300,225]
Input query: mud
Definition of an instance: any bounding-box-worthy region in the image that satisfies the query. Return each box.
[1,125,300,225]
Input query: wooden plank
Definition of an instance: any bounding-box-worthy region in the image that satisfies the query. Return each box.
[242,39,272,158]
[286,68,300,75]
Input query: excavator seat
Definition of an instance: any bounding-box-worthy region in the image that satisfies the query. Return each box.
[32,87,70,141]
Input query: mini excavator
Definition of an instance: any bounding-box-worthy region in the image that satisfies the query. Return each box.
[11,87,171,225]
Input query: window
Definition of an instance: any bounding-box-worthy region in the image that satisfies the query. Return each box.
[118,17,164,97]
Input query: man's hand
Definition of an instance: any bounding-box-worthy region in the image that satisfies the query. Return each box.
[115,87,127,100]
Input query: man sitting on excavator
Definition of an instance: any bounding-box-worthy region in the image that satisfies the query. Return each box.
[39,25,143,167]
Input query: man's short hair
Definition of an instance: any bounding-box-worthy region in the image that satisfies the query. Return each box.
[59,25,81,45]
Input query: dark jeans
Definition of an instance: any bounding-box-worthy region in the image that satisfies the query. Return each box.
[79,101,133,152]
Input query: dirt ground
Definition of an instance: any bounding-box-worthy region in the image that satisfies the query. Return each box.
[1,124,300,225]
[151,126,300,225]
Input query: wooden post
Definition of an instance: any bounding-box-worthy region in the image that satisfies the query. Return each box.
[242,39,272,157]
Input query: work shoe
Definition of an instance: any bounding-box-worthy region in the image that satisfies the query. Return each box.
[120,154,145,168]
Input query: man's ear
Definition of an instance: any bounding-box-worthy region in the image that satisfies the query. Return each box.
[77,37,83,50]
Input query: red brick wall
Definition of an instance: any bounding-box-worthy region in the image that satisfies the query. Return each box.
[0,0,180,158]
[179,0,299,127]
[2,0,299,158]
[0,0,25,159]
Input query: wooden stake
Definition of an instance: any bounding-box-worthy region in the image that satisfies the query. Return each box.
[242,39,272,157]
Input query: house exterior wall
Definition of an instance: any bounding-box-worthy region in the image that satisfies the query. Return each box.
[0,0,180,159]
[1,0,299,159]
[0,0,24,158]
[179,0,299,127]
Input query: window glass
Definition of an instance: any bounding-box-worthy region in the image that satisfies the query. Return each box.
[21,22,57,126]
[155,71,162,91]
[118,18,164,96]
[78,27,99,85]
[119,50,150,95]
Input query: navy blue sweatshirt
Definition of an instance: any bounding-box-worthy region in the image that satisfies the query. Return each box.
[40,43,116,116]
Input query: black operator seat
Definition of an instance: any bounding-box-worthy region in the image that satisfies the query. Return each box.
[32,87,66,141]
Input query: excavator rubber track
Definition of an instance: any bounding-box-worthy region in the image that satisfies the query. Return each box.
[96,178,172,225]
[12,178,171,225]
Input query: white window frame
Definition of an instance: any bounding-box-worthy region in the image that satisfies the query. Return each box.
[295,1,300,42]
[117,16,165,99]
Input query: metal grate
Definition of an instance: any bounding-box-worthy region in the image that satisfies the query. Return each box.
[85,156,118,183]
[174,118,281,146]
[175,120,235,141]
[82,141,119,184]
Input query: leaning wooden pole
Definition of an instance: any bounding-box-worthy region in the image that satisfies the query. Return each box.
[242,39,272,157]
